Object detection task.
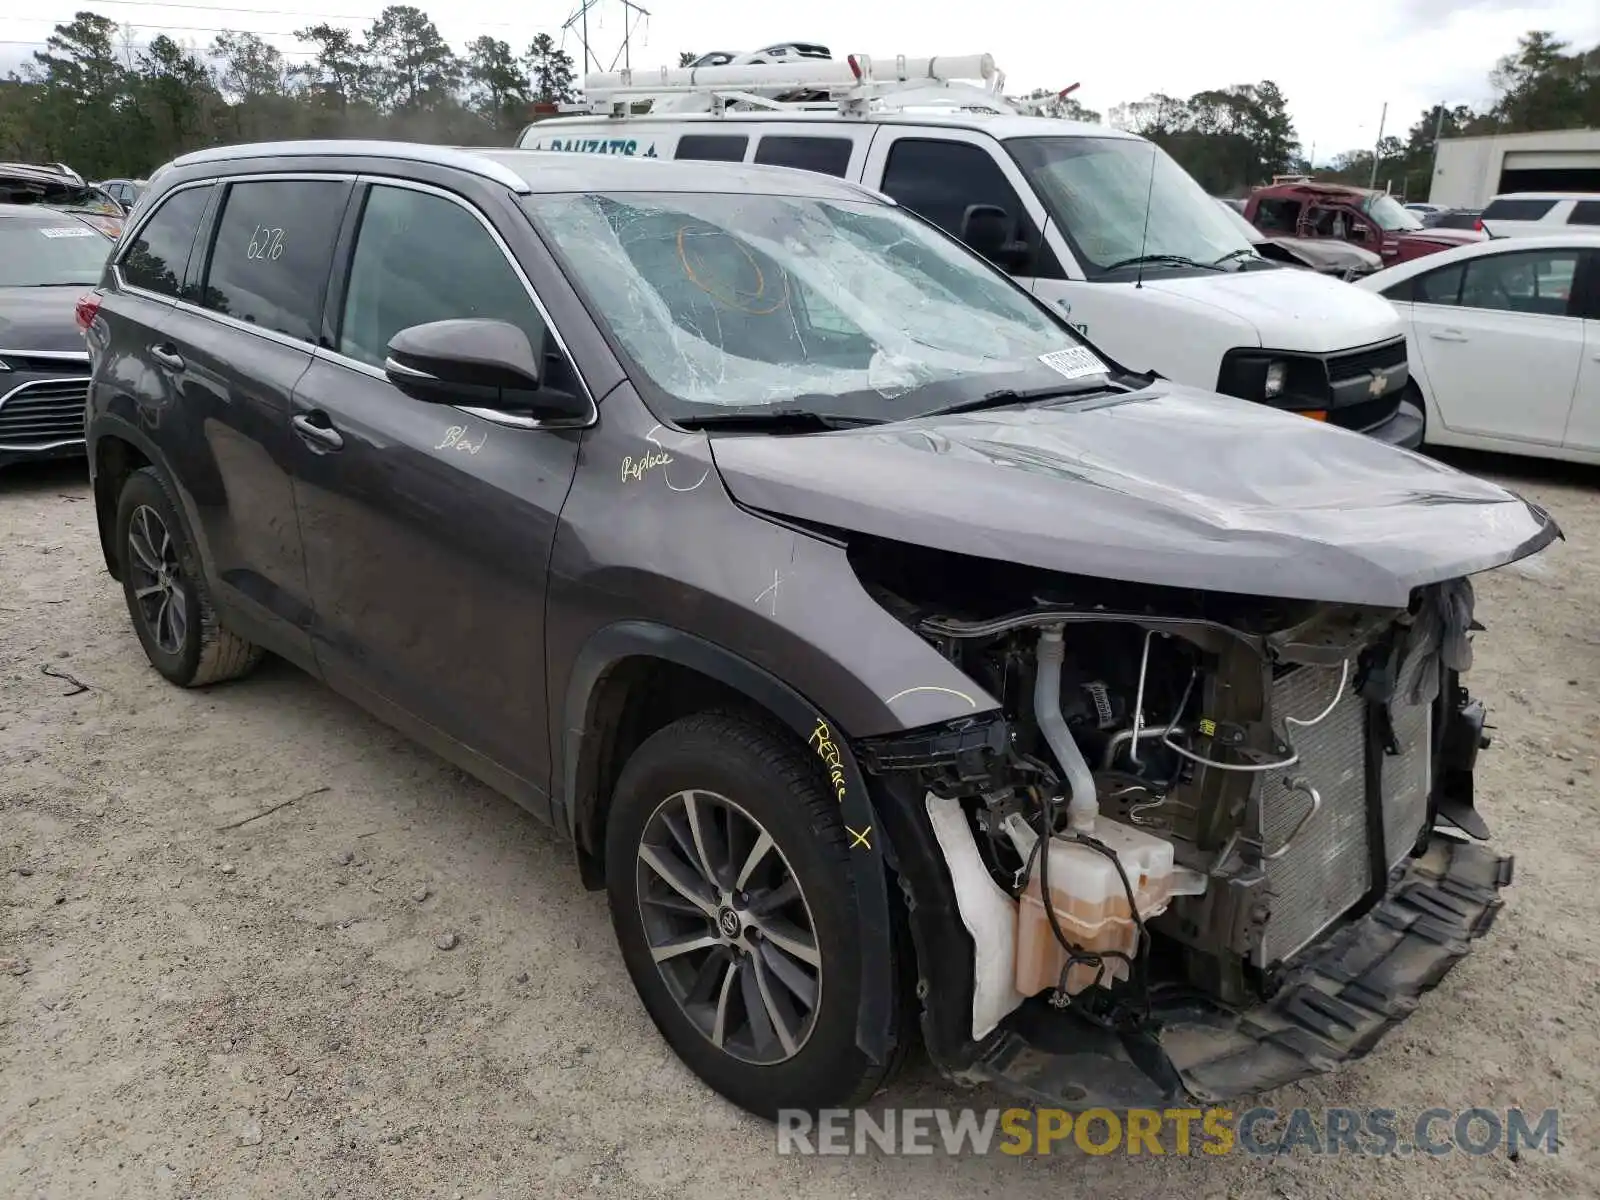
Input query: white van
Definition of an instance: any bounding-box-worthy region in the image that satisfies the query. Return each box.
[517,52,1422,445]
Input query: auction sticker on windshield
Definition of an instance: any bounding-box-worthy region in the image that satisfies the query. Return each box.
[40,227,98,238]
[1038,346,1108,380]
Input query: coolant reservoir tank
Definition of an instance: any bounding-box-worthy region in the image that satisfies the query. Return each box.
[1014,817,1206,997]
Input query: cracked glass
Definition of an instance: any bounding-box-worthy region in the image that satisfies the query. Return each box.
[523,191,1101,421]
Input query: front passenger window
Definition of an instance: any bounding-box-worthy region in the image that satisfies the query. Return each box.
[1459,250,1579,316]
[338,185,547,370]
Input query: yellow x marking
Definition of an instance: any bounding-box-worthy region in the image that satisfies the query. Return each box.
[846,825,872,850]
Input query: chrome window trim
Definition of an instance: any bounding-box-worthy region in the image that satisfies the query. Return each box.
[169,141,532,195]
[124,172,362,351]
[311,174,598,430]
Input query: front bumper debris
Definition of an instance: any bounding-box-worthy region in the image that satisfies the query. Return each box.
[940,833,1510,1108]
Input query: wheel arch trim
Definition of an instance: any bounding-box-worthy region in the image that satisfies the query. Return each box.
[556,618,897,1064]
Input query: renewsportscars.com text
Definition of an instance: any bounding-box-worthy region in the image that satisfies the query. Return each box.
[776,1106,1561,1158]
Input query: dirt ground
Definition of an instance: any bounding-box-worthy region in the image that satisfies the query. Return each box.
[2,450,1597,1199]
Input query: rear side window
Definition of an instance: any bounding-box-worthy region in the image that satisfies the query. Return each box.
[337,184,547,370]
[199,179,349,344]
[1482,198,1557,221]
[1568,200,1600,226]
[120,184,212,298]
[753,136,853,178]
[676,135,748,163]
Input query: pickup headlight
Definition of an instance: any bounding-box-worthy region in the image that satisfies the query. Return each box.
[1263,360,1287,400]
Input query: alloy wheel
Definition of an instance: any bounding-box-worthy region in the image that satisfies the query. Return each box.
[126,504,188,655]
[635,788,822,1065]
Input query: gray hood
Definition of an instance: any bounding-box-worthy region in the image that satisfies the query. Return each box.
[710,385,1560,607]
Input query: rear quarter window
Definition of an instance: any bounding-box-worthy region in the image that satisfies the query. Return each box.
[1482,198,1557,221]
[119,184,213,298]
[1567,200,1600,226]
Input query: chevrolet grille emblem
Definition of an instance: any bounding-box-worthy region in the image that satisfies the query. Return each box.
[1368,370,1387,399]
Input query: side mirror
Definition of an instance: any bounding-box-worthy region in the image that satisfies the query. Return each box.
[959,204,1033,273]
[384,318,591,425]
[1349,224,1372,243]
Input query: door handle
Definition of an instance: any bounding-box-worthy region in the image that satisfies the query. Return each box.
[149,344,185,370]
[292,412,344,451]
[1428,329,1469,343]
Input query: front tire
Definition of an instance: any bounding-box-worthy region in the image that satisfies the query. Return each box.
[115,467,264,687]
[605,711,902,1119]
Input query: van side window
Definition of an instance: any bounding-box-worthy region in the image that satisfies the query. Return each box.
[119,184,213,299]
[337,184,548,372]
[676,135,748,163]
[753,136,852,178]
[878,138,1063,280]
[198,179,349,344]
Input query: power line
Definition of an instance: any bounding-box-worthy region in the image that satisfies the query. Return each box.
[21,4,539,30]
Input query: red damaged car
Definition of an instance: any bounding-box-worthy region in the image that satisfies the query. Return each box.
[1244,181,1483,265]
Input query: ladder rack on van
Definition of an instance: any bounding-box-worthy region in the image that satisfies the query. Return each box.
[569,52,1016,117]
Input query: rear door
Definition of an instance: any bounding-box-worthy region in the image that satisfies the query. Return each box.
[1408,245,1585,445]
[155,173,354,660]
[286,177,588,813]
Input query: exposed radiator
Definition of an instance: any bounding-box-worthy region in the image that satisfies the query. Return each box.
[1256,656,1432,967]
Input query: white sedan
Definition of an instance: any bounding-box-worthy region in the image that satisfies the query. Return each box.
[1355,233,1600,464]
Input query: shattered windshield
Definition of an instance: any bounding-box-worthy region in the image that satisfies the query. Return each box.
[1008,136,1253,275]
[522,191,1104,419]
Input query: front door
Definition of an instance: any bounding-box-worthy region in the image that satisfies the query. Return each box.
[286,180,585,812]
[860,129,1085,333]
[1409,246,1586,445]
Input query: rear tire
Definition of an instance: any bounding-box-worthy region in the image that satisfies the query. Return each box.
[115,466,264,688]
[605,711,904,1119]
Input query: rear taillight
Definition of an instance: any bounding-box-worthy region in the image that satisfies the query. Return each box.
[1474,218,1483,232]
[75,292,102,333]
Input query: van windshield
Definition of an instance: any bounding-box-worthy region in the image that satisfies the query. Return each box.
[523,190,1109,421]
[1008,136,1254,276]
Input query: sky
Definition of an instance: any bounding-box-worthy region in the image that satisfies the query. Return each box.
[3,0,1598,159]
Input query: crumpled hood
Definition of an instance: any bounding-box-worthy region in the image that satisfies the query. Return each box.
[0,286,89,354]
[710,385,1560,607]
[1267,236,1382,272]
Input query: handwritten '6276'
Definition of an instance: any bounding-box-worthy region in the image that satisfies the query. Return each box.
[246,225,284,261]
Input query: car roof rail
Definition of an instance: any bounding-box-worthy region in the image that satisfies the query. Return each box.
[166,140,533,193]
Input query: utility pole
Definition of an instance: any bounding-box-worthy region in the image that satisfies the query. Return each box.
[1368,101,1388,191]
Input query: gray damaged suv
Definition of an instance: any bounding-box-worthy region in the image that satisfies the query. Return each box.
[82,141,1558,1119]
